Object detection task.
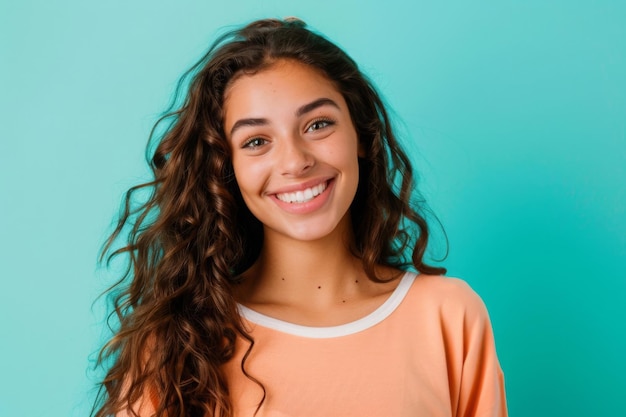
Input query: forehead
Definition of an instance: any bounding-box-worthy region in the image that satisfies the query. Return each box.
[223,60,344,126]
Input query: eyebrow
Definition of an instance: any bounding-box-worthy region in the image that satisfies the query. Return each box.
[229,118,269,137]
[296,97,340,117]
[229,97,340,137]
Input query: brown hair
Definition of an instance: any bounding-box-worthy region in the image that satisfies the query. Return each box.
[93,18,446,417]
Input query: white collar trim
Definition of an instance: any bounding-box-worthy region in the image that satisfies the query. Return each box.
[237,271,415,338]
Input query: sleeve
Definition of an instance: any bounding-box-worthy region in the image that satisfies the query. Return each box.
[441,279,508,417]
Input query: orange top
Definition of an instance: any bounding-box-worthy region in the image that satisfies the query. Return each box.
[223,273,507,417]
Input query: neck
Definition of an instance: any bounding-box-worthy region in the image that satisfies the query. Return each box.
[237,217,367,307]
[263,232,360,283]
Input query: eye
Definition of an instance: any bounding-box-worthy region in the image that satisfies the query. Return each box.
[242,137,268,149]
[306,118,334,132]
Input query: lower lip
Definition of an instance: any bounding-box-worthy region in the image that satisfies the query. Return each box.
[271,180,334,214]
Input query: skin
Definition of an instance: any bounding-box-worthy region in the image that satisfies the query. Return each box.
[224,59,401,326]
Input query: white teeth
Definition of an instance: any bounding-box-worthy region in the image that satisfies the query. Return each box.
[276,181,328,203]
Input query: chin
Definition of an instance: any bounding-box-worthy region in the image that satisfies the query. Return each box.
[266,216,350,243]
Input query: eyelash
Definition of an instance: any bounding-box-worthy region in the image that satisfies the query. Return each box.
[306,118,335,132]
[241,137,268,149]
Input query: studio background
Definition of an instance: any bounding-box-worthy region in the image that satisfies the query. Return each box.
[1,1,624,416]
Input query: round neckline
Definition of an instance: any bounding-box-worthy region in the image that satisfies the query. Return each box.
[237,271,416,338]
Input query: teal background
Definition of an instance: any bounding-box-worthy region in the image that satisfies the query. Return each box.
[1,0,624,416]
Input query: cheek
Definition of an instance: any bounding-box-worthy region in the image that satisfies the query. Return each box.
[323,137,360,170]
[232,157,269,196]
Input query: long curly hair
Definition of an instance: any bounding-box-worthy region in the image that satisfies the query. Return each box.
[93,18,446,417]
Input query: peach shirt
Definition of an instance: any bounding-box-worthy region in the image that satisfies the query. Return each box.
[223,273,507,417]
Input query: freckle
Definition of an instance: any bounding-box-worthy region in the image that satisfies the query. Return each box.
[281,277,285,281]
[342,300,346,303]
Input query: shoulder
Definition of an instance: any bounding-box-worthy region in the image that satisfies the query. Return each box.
[407,273,485,304]
[394,273,500,362]
[400,273,491,323]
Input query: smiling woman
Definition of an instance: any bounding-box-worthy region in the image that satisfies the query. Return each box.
[93,18,507,417]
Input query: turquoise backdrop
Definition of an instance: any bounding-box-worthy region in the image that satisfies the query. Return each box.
[1,1,624,416]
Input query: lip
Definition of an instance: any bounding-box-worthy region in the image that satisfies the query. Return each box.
[270,178,335,214]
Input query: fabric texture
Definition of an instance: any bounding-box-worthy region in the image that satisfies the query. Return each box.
[223,273,507,417]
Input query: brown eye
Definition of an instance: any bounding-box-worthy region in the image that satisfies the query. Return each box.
[242,137,268,149]
[306,119,334,132]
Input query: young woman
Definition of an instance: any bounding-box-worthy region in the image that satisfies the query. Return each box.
[94,18,507,417]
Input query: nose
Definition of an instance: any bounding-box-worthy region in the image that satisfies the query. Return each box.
[278,135,315,176]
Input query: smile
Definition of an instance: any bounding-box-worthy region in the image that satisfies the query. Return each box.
[275,181,328,204]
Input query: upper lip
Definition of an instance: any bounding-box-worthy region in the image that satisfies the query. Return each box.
[268,177,333,195]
